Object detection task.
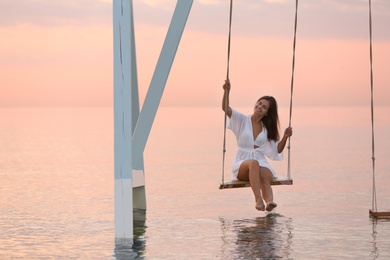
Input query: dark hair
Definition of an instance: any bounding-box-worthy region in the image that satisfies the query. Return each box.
[257,96,280,141]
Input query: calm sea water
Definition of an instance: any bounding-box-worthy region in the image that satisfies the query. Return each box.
[0,106,389,259]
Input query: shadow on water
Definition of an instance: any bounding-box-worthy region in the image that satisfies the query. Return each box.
[220,213,293,259]
[371,218,379,260]
[370,217,390,260]
[113,209,147,260]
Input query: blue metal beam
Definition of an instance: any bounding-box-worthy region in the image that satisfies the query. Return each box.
[132,0,193,169]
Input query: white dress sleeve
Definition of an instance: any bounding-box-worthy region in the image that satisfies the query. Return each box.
[227,107,244,135]
[262,138,284,161]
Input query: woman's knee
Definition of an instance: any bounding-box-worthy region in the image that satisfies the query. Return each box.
[247,160,260,170]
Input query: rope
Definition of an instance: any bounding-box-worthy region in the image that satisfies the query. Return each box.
[221,0,233,186]
[287,0,299,179]
[226,0,233,81]
[368,0,377,213]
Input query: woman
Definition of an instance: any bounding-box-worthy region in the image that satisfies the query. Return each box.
[222,79,293,211]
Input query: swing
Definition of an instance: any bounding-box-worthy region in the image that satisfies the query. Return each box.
[219,0,298,190]
[367,0,390,219]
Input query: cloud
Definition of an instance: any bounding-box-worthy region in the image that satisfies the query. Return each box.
[190,0,390,40]
[0,0,111,27]
[0,0,388,40]
[265,0,289,3]
[298,0,390,40]
[198,0,221,5]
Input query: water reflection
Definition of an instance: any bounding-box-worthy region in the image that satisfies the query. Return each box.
[371,218,379,260]
[220,213,293,259]
[370,217,390,260]
[113,209,146,259]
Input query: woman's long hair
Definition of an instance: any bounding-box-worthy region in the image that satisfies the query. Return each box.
[258,96,280,141]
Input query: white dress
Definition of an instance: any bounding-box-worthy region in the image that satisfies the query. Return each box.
[227,107,283,180]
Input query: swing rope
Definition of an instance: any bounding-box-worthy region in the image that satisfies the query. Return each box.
[287,0,299,180]
[221,0,298,185]
[368,0,377,213]
[221,0,233,186]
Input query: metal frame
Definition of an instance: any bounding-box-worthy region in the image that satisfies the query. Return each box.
[113,0,193,241]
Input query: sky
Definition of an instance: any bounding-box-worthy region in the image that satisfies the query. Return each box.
[0,0,389,107]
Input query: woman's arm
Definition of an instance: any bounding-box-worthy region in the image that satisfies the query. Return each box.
[277,127,293,153]
[222,79,232,118]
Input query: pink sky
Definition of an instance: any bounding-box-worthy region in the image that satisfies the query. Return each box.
[0,0,389,107]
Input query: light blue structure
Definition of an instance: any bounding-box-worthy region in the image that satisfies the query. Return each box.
[113,0,193,242]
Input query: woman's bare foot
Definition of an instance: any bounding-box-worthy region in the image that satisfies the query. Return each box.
[255,199,265,211]
[266,202,277,212]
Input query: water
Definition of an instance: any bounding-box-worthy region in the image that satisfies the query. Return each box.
[0,106,389,259]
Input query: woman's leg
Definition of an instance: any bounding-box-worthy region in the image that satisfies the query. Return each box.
[259,167,277,211]
[237,160,265,211]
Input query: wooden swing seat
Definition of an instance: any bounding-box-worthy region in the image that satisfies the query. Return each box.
[219,177,293,189]
[369,209,390,219]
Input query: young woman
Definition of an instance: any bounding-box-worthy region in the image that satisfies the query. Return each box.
[222,79,293,211]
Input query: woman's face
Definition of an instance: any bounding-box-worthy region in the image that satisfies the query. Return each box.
[254,99,270,117]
